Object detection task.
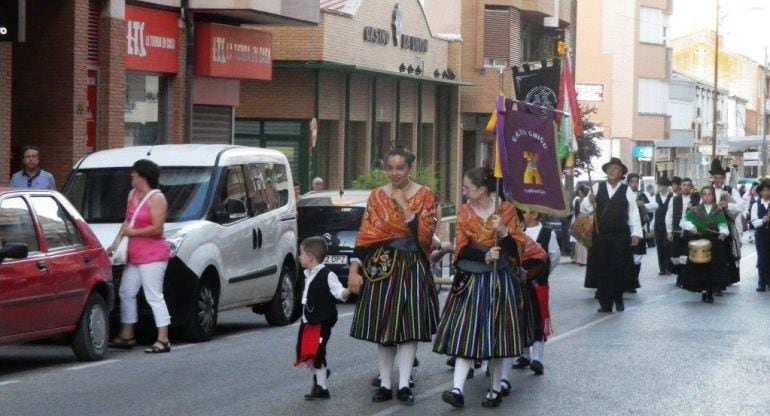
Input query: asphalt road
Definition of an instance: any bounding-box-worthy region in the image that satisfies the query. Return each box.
[2,238,769,416]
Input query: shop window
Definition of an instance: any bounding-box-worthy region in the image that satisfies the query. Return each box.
[418,123,435,169]
[348,121,367,183]
[125,73,169,146]
[372,122,392,164]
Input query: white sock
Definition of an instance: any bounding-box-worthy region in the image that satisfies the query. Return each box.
[315,367,327,389]
[501,357,513,381]
[490,358,503,392]
[522,346,531,360]
[453,358,472,393]
[397,342,418,390]
[532,341,545,362]
[378,345,396,389]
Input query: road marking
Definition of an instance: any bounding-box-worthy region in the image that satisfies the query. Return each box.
[0,380,20,387]
[66,359,119,371]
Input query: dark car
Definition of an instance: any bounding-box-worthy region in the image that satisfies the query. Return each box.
[0,188,114,361]
[297,190,370,285]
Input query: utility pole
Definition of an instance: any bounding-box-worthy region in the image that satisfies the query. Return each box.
[711,0,720,159]
[762,46,768,178]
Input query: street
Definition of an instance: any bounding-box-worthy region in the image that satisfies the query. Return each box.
[2,240,769,416]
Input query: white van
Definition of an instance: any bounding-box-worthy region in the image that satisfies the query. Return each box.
[63,145,299,341]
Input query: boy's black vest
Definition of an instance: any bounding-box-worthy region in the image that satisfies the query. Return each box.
[595,182,629,234]
[756,202,770,249]
[303,267,338,325]
[654,193,672,232]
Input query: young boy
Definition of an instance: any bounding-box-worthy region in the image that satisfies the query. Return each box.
[296,236,351,400]
[750,180,770,292]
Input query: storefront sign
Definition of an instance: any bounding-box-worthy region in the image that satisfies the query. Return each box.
[633,146,653,159]
[655,148,670,162]
[361,4,428,53]
[125,6,179,73]
[196,23,272,80]
[576,84,604,102]
[744,151,759,160]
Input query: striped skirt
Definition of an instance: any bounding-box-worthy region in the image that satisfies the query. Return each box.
[432,268,522,360]
[350,250,439,344]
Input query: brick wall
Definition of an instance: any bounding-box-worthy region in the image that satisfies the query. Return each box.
[169,27,187,144]
[12,0,87,188]
[0,44,10,185]
[99,16,126,150]
[237,69,314,119]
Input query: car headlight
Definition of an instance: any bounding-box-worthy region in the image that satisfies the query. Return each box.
[165,231,187,257]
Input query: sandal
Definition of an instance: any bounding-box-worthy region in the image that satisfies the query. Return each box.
[144,340,171,354]
[109,337,136,349]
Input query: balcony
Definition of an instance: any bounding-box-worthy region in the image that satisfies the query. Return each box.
[189,0,319,25]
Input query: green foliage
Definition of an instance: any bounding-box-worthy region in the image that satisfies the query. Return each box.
[574,105,603,178]
[352,166,438,191]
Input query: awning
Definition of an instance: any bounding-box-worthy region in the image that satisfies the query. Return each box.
[719,135,769,152]
[274,61,474,87]
[190,0,319,25]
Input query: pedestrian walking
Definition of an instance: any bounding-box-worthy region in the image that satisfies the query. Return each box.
[749,180,770,292]
[10,146,56,190]
[581,158,643,313]
[710,159,743,286]
[679,186,732,303]
[506,210,558,380]
[295,236,351,400]
[109,159,172,353]
[347,147,439,405]
[433,167,546,408]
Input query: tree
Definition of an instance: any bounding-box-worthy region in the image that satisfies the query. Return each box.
[573,105,603,178]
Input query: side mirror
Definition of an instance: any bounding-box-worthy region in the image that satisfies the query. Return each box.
[225,198,247,220]
[0,243,29,263]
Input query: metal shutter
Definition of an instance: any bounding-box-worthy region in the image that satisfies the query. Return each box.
[191,105,233,144]
[483,7,511,63]
[88,0,101,66]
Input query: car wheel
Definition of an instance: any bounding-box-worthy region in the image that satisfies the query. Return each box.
[265,265,296,326]
[71,293,109,361]
[186,278,218,342]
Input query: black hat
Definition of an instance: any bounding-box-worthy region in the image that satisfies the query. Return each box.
[757,180,770,193]
[709,159,729,176]
[657,177,671,187]
[602,157,628,176]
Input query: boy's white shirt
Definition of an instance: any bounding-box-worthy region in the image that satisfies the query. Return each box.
[524,223,560,272]
[301,263,349,323]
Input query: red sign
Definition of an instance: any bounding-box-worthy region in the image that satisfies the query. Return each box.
[195,23,272,81]
[125,6,179,73]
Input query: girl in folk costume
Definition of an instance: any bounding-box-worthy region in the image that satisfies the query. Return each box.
[347,147,439,405]
[679,186,732,303]
[505,209,559,382]
[433,168,547,409]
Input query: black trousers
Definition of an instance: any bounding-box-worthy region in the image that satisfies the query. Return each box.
[296,321,333,369]
[654,228,670,274]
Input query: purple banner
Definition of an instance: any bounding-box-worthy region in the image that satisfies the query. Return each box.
[498,101,569,215]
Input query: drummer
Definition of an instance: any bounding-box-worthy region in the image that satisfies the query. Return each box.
[666,178,698,287]
[679,186,731,303]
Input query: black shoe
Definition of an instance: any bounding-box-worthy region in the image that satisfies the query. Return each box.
[597,307,612,313]
[466,367,474,379]
[409,375,415,389]
[703,292,714,303]
[442,388,464,408]
[304,384,330,400]
[413,357,420,367]
[500,379,511,396]
[512,356,530,369]
[370,375,380,387]
[530,360,544,375]
[372,387,393,402]
[658,271,666,276]
[757,287,767,292]
[446,356,456,367]
[615,301,625,312]
[313,369,331,386]
[397,387,415,405]
[481,390,502,408]
[474,359,483,369]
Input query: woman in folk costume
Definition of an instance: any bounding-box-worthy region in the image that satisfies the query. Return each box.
[581,158,643,312]
[679,186,732,303]
[709,159,743,286]
[433,167,547,409]
[347,147,439,405]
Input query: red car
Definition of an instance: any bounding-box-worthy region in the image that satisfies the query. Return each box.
[0,188,114,361]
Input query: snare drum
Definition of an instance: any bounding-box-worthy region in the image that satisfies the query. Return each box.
[688,239,712,264]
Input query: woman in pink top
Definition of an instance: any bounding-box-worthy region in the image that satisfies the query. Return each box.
[110,159,172,353]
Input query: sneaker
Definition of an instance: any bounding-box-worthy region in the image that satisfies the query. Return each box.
[304,384,330,400]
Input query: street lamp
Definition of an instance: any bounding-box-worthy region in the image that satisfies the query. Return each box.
[711,0,765,159]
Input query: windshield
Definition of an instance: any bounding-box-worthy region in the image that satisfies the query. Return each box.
[298,206,365,236]
[65,167,215,223]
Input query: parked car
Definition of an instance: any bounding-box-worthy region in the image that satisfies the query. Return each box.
[0,188,114,361]
[63,145,299,341]
[297,189,370,285]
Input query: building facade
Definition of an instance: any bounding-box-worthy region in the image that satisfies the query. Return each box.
[576,0,672,177]
[0,0,318,186]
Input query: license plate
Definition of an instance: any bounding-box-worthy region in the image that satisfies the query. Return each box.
[324,255,348,265]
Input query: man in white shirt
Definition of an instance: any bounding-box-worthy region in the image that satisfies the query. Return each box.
[750,180,770,292]
[580,158,643,312]
[665,177,697,286]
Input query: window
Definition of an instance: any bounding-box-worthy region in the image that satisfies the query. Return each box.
[638,78,669,115]
[484,7,510,68]
[125,73,169,146]
[30,197,84,250]
[272,163,290,207]
[215,166,250,224]
[0,197,40,252]
[245,163,278,215]
[640,7,667,45]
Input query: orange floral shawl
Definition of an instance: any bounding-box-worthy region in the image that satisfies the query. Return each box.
[355,187,438,255]
[455,201,546,263]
